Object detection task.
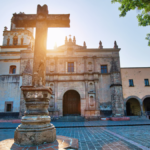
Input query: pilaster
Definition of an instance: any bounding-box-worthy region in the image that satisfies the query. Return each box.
[83,56,87,73]
[110,58,124,117]
[93,56,97,72]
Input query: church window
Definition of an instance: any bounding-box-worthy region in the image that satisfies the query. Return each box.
[101,65,107,73]
[13,36,18,45]
[68,62,74,72]
[7,38,10,45]
[144,79,149,86]
[129,79,134,86]
[9,65,16,74]
[21,37,24,45]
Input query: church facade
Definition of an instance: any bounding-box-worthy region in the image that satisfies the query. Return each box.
[0,24,150,119]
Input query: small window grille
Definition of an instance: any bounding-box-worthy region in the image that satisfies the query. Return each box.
[101,65,107,73]
[144,79,149,86]
[68,62,74,72]
[129,79,134,86]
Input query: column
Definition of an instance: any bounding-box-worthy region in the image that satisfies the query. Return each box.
[140,103,144,116]
[54,56,58,73]
[83,56,87,73]
[93,56,97,72]
[85,81,89,110]
[54,81,58,111]
[94,80,99,110]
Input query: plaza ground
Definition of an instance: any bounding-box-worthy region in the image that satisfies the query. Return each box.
[0,120,150,150]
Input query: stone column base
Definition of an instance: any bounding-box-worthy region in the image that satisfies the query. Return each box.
[14,124,56,146]
[84,110,100,120]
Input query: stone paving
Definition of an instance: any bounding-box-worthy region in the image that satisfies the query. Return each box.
[106,126,150,149]
[0,126,150,150]
[0,120,150,128]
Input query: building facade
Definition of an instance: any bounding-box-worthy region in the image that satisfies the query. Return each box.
[0,25,149,119]
[121,68,150,117]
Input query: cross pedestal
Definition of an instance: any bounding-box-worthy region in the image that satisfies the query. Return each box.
[14,87,56,145]
[12,5,70,146]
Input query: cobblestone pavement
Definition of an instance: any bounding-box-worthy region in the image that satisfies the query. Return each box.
[0,126,150,150]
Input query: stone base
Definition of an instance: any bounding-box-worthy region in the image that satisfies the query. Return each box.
[0,136,78,150]
[110,117,130,121]
[84,110,100,117]
[49,110,60,119]
[14,125,56,146]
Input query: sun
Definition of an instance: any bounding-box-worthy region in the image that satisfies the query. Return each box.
[46,28,67,50]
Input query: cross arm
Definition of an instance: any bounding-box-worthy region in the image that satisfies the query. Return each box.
[11,14,70,28]
[11,14,37,27]
[47,14,70,27]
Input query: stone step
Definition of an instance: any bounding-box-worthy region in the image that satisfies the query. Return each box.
[129,116,149,120]
[52,116,85,122]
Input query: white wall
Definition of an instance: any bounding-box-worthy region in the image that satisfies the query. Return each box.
[0,75,21,112]
[0,61,20,75]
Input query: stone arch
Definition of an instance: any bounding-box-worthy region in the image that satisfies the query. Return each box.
[13,35,18,45]
[124,96,142,105]
[125,96,141,116]
[142,95,150,112]
[141,95,150,102]
[59,88,84,100]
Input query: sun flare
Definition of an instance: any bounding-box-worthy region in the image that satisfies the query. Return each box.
[46,28,67,50]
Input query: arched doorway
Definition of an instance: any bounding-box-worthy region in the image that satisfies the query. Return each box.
[143,97,150,112]
[126,98,141,116]
[63,90,80,116]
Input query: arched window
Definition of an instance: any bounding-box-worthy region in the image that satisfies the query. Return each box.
[21,37,24,45]
[13,36,18,45]
[9,65,16,74]
[7,38,10,45]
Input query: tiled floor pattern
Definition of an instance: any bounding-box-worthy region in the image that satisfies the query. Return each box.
[56,127,146,150]
[106,126,150,149]
[1,126,150,150]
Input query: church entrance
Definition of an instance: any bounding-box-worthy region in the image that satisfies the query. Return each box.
[63,90,81,116]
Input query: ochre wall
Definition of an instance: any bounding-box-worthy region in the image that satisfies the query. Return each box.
[121,68,150,100]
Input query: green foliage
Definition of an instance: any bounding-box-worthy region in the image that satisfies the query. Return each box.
[111,0,150,46]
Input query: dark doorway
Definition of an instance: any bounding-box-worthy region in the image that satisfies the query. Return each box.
[126,102,131,116]
[7,104,12,112]
[143,98,150,111]
[126,98,141,116]
[63,90,80,116]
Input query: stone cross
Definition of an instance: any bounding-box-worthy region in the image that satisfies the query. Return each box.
[12,4,70,86]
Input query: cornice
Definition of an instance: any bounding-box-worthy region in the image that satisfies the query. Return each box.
[1,45,28,48]
[0,59,20,61]
[0,51,20,54]
[46,72,111,76]
[76,48,121,52]
[46,48,121,53]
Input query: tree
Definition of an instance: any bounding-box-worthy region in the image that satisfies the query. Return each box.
[111,0,150,46]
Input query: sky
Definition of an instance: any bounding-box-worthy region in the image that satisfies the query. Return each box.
[0,0,149,67]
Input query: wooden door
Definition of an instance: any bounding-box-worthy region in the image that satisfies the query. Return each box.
[63,90,80,116]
